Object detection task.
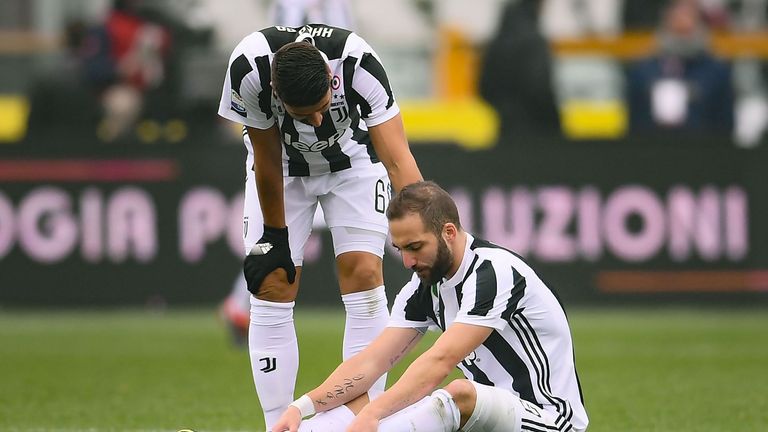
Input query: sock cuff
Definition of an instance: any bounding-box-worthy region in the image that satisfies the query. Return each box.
[431,389,461,431]
[341,286,388,316]
[250,298,296,309]
[341,285,386,304]
[249,298,295,326]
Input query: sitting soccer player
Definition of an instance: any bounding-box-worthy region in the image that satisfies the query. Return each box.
[272,181,589,432]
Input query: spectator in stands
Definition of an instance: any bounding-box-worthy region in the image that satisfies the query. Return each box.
[626,0,734,135]
[479,0,562,143]
[80,0,172,142]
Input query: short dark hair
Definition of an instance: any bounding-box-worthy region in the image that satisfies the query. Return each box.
[386,181,462,235]
[271,41,330,107]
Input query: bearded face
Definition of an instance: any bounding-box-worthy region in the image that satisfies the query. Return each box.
[415,234,454,286]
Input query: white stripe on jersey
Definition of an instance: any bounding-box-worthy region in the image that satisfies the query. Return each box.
[388,233,588,432]
[218,24,399,177]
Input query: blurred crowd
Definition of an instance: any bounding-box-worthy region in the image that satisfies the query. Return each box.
[2,0,767,147]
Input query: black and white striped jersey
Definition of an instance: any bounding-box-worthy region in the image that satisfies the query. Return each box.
[218,24,398,177]
[389,233,589,432]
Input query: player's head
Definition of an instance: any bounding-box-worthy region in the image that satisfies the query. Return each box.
[387,181,463,285]
[271,41,332,127]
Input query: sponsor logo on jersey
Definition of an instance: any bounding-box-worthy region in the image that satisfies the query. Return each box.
[231,90,247,115]
[284,131,345,152]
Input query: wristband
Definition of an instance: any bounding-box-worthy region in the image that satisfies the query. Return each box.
[290,394,316,418]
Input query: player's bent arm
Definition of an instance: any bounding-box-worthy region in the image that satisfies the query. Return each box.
[246,125,286,227]
[368,113,422,192]
[356,322,493,423]
[306,327,424,413]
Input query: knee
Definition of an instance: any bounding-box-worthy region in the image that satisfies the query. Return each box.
[443,379,477,418]
[254,268,300,303]
[337,254,383,293]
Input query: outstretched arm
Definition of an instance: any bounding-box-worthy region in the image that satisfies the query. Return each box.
[348,323,493,432]
[272,327,424,432]
[368,113,422,192]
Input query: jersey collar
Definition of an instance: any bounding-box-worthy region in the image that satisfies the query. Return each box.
[440,233,475,289]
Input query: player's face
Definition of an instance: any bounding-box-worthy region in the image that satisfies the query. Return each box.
[390,213,454,286]
[283,89,332,127]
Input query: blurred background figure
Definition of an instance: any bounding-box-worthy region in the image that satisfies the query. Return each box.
[85,0,171,142]
[269,0,354,28]
[479,0,562,142]
[540,0,624,37]
[626,0,734,135]
[25,0,214,145]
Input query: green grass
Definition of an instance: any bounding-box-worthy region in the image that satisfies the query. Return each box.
[0,308,766,431]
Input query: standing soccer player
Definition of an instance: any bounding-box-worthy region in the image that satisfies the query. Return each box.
[218,24,422,430]
[219,0,356,348]
[273,181,588,432]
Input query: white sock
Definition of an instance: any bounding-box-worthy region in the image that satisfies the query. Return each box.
[341,286,389,398]
[249,298,298,431]
[378,389,461,432]
[298,405,355,432]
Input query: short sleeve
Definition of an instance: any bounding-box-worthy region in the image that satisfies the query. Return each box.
[218,33,277,130]
[348,35,400,127]
[388,275,435,332]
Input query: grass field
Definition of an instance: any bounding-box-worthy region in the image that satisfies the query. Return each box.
[1,307,766,432]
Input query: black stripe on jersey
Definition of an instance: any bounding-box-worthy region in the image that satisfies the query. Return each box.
[279,115,310,176]
[517,312,572,422]
[454,254,479,304]
[554,415,573,432]
[404,283,437,325]
[343,56,379,163]
[343,56,373,118]
[253,55,274,120]
[482,331,536,403]
[521,418,560,432]
[460,356,493,386]
[261,25,351,60]
[510,312,574,423]
[229,54,253,115]
[260,27,301,54]
[351,127,379,163]
[312,25,352,60]
[436,292,446,330]
[468,260,497,316]
[501,268,527,321]
[359,53,394,110]
[522,424,550,432]
[452,254,479,330]
[470,238,567,312]
[315,112,352,172]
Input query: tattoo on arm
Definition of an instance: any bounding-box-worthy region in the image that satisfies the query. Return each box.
[389,333,421,366]
[319,375,366,403]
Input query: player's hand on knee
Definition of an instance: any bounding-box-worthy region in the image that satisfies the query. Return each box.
[243,225,296,295]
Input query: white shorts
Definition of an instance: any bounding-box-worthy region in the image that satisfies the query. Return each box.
[243,163,391,265]
[465,382,576,432]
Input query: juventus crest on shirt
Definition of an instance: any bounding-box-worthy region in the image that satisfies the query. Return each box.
[389,233,589,432]
[218,24,399,177]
